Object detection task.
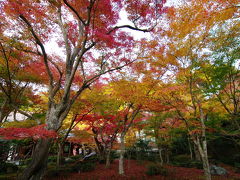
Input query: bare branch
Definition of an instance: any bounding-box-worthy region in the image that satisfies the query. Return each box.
[11,104,34,120]
[107,25,154,35]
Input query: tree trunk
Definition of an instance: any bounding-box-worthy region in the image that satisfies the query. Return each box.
[105,149,111,168]
[190,103,211,180]
[188,136,193,160]
[158,148,163,165]
[193,136,211,180]
[18,138,52,180]
[57,142,63,167]
[194,143,201,161]
[166,149,169,164]
[68,142,72,157]
[0,98,10,123]
[81,143,86,157]
[119,133,125,175]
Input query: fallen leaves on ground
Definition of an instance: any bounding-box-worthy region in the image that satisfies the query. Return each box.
[47,159,240,180]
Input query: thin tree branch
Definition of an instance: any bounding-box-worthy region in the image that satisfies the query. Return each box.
[19,15,54,88]
[63,0,86,26]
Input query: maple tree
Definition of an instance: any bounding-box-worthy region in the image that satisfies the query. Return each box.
[144,112,178,165]
[109,77,167,174]
[201,22,240,131]
[0,0,170,179]
[0,35,46,123]
[1,0,240,179]
[148,1,240,179]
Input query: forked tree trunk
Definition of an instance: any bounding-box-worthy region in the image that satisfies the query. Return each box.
[18,138,52,180]
[18,103,68,180]
[119,133,125,175]
[192,106,211,180]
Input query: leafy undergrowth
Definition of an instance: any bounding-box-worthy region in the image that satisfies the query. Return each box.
[46,160,240,180]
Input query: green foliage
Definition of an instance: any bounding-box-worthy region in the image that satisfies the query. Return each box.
[45,166,72,178]
[146,153,159,162]
[110,150,119,160]
[64,157,76,164]
[48,155,57,163]
[0,161,18,174]
[125,139,157,161]
[69,155,84,161]
[0,140,10,162]
[170,131,189,156]
[171,154,202,169]
[71,161,96,172]
[99,151,118,164]
[0,173,17,180]
[208,136,240,165]
[146,163,168,176]
[46,156,97,177]
[85,155,99,162]
[20,158,32,166]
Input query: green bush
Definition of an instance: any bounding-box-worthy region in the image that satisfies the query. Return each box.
[64,157,75,164]
[85,155,98,162]
[146,163,168,176]
[171,155,202,169]
[19,158,32,166]
[99,151,117,164]
[172,154,190,162]
[71,161,96,172]
[0,161,18,174]
[110,150,119,160]
[125,149,159,162]
[69,155,83,160]
[0,173,17,180]
[189,161,203,169]
[46,166,72,178]
[147,153,159,162]
[48,155,57,163]
[125,149,137,160]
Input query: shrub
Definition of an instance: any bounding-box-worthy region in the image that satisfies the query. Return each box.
[146,163,168,176]
[70,155,83,160]
[71,161,96,172]
[189,161,203,169]
[99,151,117,164]
[19,158,32,166]
[110,150,119,160]
[46,166,72,178]
[171,154,203,169]
[0,161,18,174]
[84,155,98,162]
[172,154,190,162]
[64,157,75,164]
[48,155,57,163]
[147,154,159,162]
[0,173,17,180]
